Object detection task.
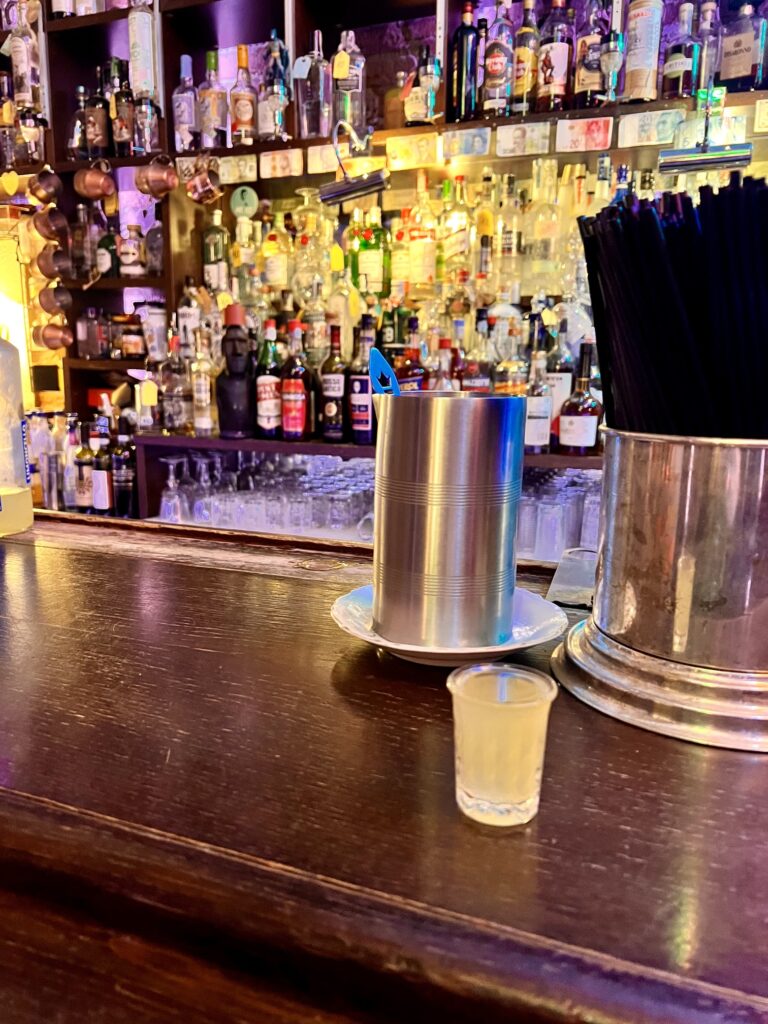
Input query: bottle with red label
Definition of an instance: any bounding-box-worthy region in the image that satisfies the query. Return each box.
[394,316,428,391]
[321,324,347,442]
[348,317,376,445]
[281,319,315,440]
[536,0,574,112]
[256,318,282,439]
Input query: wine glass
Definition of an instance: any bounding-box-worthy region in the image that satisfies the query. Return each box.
[159,457,189,523]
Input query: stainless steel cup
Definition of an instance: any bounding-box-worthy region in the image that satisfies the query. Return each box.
[373,393,525,648]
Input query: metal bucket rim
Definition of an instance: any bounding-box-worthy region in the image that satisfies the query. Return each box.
[602,426,768,450]
[375,392,526,403]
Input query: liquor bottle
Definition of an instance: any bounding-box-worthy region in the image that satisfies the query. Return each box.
[202,209,230,293]
[111,417,136,519]
[67,86,88,160]
[91,417,114,516]
[698,1,723,92]
[512,0,539,114]
[408,170,438,301]
[216,304,255,438]
[489,287,526,393]
[71,204,95,280]
[258,29,291,141]
[545,317,575,447]
[177,277,201,361]
[321,324,347,441]
[719,3,766,91]
[474,170,495,283]
[394,317,427,391]
[662,3,701,99]
[332,30,366,137]
[173,54,200,152]
[463,312,493,392]
[96,215,120,276]
[51,0,74,18]
[256,318,282,439]
[348,317,375,445]
[261,212,293,294]
[536,0,574,112]
[111,70,135,158]
[10,1,39,113]
[302,278,329,369]
[134,93,161,156]
[327,253,360,363]
[160,334,194,435]
[477,18,488,94]
[191,329,216,438]
[230,44,258,145]
[84,66,111,158]
[443,175,473,278]
[357,205,389,298]
[62,415,79,511]
[198,50,228,148]
[295,30,332,139]
[448,2,479,121]
[496,173,521,289]
[429,337,456,391]
[74,423,94,514]
[524,349,552,453]
[573,0,606,108]
[524,158,561,296]
[483,0,515,118]
[558,342,603,454]
[624,0,664,100]
[389,217,410,304]
[281,319,315,440]
[119,224,146,278]
[128,0,156,98]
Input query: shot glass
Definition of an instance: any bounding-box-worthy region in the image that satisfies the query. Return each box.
[446,664,558,827]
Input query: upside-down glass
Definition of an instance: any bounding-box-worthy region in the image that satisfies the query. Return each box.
[447,664,558,827]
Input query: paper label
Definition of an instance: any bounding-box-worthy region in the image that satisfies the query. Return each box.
[408,232,436,285]
[559,414,599,447]
[358,249,384,292]
[322,373,345,398]
[574,33,603,92]
[264,253,288,288]
[75,464,93,507]
[257,374,281,430]
[193,375,210,404]
[293,55,312,79]
[349,375,372,436]
[513,45,538,97]
[92,469,113,510]
[484,39,512,91]
[281,379,307,436]
[524,395,553,447]
[721,29,754,79]
[546,371,573,422]
[537,41,570,98]
[663,54,692,78]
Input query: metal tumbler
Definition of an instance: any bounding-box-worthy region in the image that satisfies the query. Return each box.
[373,393,525,648]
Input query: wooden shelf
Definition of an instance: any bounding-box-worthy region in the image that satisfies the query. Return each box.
[64,358,145,371]
[60,276,167,291]
[45,8,130,31]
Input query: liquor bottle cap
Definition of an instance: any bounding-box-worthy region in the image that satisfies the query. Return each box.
[407,316,419,330]
[288,318,302,331]
[265,318,276,329]
[224,303,245,326]
[361,314,374,329]
[439,337,452,349]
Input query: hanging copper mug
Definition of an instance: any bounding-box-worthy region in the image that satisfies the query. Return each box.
[36,244,71,279]
[28,167,63,204]
[32,323,74,350]
[73,159,116,200]
[134,154,179,199]
[37,284,73,314]
[32,206,68,242]
[185,154,222,205]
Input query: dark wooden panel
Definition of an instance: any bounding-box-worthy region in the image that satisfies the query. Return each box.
[0,534,766,1022]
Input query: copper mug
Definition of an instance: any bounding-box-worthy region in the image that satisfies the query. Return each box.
[32,323,74,350]
[37,284,72,314]
[32,206,68,241]
[73,160,116,200]
[186,158,222,205]
[36,244,71,279]
[28,168,63,204]
[135,155,179,198]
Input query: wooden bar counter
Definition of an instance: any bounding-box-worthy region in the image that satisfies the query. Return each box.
[0,522,766,1023]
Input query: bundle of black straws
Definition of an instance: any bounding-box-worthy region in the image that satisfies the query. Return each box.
[579,172,768,440]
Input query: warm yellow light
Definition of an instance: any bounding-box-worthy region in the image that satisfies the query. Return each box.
[0,237,33,409]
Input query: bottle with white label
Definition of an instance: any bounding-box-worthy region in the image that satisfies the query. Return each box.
[321,325,347,441]
[662,3,701,99]
[128,0,156,99]
[624,0,664,100]
[91,418,114,516]
[408,170,438,301]
[557,341,603,455]
[191,330,216,437]
[256,319,282,439]
[260,213,293,294]
[718,3,766,92]
[441,175,472,277]
[356,205,388,298]
[50,0,74,19]
[535,0,573,112]
[173,54,200,152]
[524,350,552,454]
[10,1,40,112]
[202,209,230,294]
[545,316,574,448]
[332,30,366,138]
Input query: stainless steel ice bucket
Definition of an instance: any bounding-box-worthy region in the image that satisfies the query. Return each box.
[552,428,768,751]
[373,393,525,648]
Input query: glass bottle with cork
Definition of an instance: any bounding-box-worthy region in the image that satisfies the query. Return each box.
[558,341,603,455]
[536,0,573,112]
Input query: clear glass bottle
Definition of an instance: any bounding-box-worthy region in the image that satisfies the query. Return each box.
[177,277,201,361]
[512,0,539,113]
[128,0,156,98]
[698,1,723,92]
[10,1,39,113]
[67,85,88,160]
[71,204,95,280]
[202,209,230,293]
[496,173,521,294]
[356,205,389,299]
[191,329,216,437]
[332,30,366,137]
[474,169,495,287]
[573,0,607,108]
[111,70,135,158]
[327,252,361,364]
[536,0,573,112]
[443,174,473,278]
[260,211,293,294]
[134,93,161,155]
[524,349,552,453]
[119,224,146,278]
[173,53,200,152]
[524,159,561,296]
[489,286,526,393]
[662,3,701,98]
[258,29,291,141]
[0,337,33,535]
[483,0,515,117]
[719,2,766,91]
[295,31,332,139]
[230,44,258,145]
[462,312,493,392]
[160,333,194,436]
[198,50,228,148]
[85,65,111,158]
[408,170,438,301]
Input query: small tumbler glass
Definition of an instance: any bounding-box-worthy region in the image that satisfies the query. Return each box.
[446,664,558,827]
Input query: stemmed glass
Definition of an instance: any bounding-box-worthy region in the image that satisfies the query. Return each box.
[159,457,189,523]
[190,456,214,525]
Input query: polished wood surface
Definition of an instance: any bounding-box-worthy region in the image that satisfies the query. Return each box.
[0,524,767,1022]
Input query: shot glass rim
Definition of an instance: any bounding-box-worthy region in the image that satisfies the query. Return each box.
[446,663,558,710]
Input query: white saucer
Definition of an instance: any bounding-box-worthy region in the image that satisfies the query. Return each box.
[331,585,569,666]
